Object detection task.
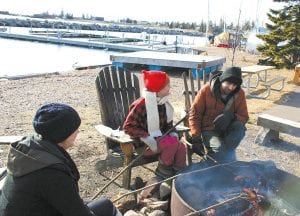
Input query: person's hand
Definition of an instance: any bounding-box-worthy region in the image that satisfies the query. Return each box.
[192,143,205,156]
[140,136,157,152]
[187,134,203,144]
[213,111,234,135]
[187,135,204,156]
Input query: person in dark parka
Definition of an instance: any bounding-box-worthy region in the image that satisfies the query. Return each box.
[189,67,249,162]
[0,103,122,216]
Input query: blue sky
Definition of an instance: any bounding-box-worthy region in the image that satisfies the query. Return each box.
[1,0,284,24]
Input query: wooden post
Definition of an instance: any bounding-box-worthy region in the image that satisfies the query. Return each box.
[292,64,300,85]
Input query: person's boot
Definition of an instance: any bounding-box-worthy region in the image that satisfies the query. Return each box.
[172,166,184,175]
[155,162,174,178]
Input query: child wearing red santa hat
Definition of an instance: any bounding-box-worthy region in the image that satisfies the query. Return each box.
[123,70,186,177]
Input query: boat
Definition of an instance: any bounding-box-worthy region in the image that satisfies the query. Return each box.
[0,27,7,32]
[0,22,7,32]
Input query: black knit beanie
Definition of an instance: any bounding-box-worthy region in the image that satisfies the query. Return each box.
[33,103,81,144]
[219,67,242,86]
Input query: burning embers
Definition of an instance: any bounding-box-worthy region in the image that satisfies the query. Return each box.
[184,188,270,216]
[243,188,271,216]
[171,161,300,216]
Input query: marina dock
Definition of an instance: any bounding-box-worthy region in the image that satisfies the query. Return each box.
[0,32,175,52]
[110,51,226,76]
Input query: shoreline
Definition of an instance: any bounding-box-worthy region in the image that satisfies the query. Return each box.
[0,63,112,80]
[0,71,60,80]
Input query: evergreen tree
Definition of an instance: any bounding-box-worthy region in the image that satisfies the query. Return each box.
[59,10,64,19]
[257,0,300,68]
[242,20,252,31]
[199,20,206,33]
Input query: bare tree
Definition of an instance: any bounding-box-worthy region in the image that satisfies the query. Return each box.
[231,7,242,66]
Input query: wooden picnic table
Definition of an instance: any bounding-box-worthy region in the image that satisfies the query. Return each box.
[241,65,285,99]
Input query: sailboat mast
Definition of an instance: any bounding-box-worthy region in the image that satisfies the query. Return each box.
[223,16,226,32]
[205,0,209,39]
[255,0,260,32]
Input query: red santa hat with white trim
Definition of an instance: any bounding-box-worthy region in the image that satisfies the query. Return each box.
[142,70,170,92]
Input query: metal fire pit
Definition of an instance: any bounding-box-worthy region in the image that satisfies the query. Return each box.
[171,160,300,216]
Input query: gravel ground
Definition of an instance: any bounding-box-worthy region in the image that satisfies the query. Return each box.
[0,47,299,202]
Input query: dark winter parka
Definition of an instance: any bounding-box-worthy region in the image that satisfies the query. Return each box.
[189,73,249,136]
[0,134,94,216]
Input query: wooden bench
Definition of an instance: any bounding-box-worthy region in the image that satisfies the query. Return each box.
[255,87,300,145]
[255,114,300,145]
[260,76,286,99]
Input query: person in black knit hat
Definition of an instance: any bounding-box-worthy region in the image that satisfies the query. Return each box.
[33,103,82,144]
[189,67,249,162]
[219,66,243,86]
[0,103,122,216]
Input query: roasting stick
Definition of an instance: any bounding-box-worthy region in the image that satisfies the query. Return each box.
[112,161,238,203]
[184,193,248,216]
[184,190,268,216]
[206,154,245,178]
[184,139,240,176]
[92,147,149,200]
[92,115,187,200]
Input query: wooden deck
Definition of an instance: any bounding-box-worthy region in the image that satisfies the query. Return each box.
[110,51,226,75]
[0,32,173,52]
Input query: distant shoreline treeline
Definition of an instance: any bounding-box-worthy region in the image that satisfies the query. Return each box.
[0,10,256,36]
[0,17,205,37]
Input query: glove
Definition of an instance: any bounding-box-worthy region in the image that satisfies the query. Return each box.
[188,135,204,156]
[187,134,204,156]
[187,134,203,144]
[192,142,205,157]
[213,111,234,135]
[140,136,158,152]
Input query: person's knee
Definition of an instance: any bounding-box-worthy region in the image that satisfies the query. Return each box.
[158,136,180,150]
[224,121,245,149]
[87,198,116,216]
[227,121,245,138]
[230,121,245,133]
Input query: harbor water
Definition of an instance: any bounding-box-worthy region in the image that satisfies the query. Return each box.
[0,37,117,78]
[0,27,208,78]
